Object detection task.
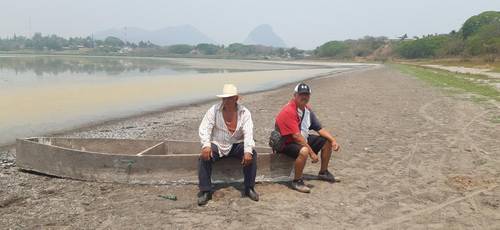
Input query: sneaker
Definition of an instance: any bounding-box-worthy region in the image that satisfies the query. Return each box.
[245,187,259,201]
[291,179,311,193]
[197,191,211,206]
[318,170,336,182]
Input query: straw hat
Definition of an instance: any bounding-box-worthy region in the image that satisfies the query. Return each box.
[216,84,238,98]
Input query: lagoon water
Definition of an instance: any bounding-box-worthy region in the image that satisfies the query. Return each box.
[0,55,367,145]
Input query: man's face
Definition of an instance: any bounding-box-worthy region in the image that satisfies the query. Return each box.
[294,93,310,107]
[222,95,238,107]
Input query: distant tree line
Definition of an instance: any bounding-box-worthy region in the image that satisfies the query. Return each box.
[314,11,500,61]
[0,33,305,59]
[314,36,387,59]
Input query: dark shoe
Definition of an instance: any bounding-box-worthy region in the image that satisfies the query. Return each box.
[318,170,336,182]
[245,187,259,201]
[291,179,311,193]
[197,191,211,206]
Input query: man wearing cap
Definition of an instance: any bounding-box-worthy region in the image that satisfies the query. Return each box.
[274,83,340,193]
[197,84,258,205]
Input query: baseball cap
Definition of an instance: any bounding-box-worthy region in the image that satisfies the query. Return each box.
[294,83,311,94]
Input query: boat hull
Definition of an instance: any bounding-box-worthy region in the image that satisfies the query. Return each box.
[16,137,294,184]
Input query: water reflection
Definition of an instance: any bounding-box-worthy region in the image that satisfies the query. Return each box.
[0,55,239,77]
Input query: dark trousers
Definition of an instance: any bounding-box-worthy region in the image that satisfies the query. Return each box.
[198,143,257,192]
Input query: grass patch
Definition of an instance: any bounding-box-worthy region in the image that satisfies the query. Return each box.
[491,115,500,123]
[489,66,500,73]
[391,64,500,101]
[470,95,489,103]
[407,58,500,73]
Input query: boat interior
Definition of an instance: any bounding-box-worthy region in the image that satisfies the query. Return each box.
[23,137,271,156]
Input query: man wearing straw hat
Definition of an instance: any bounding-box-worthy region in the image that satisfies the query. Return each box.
[197,84,258,206]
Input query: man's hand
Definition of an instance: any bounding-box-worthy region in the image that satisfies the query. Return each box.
[241,152,253,166]
[310,152,319,163]
[332,141,340,152]
[318,129,340,152]
[200,147,212,161]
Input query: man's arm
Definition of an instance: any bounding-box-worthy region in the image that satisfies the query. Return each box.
[199,106,216,159]
[291,133,319,163]
[241,110,255,166]
[241,111,255,155]
[310,110,340,151]
[317,128,336,143]
[318,128,340,151]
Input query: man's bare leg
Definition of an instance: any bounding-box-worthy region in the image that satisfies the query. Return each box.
[320,140,332,173]
[317,140,336,182]
[291,146,311,193]
[294,147,309,180]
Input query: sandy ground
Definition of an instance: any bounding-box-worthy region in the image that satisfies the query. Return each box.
[1,65,499,229]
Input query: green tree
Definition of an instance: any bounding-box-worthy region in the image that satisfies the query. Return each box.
[315,41,350,58]
[227,43,256,56]
[461,11,500,39]
[464,22,500,55]
[31,33,45,50]
[395,35,450,59]
[287,47,304,58]
[104,36,125,47]
[195,43,220,55]
[167,44,193,54]
[45,34,65,50]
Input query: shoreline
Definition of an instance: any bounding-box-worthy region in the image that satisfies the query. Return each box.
[0,54,374,146]
[1,65,375,150]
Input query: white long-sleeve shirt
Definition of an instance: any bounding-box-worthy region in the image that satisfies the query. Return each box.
[198,103,255,156]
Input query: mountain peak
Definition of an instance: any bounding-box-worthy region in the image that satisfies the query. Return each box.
[244,24,286,47]
[94,25,214,45]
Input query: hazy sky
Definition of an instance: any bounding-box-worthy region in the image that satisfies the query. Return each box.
[0,0,498,49]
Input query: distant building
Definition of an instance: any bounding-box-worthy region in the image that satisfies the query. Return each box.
[118,47,133,54]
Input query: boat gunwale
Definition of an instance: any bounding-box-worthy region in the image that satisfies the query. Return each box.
[17,137,199,157]
[17,137,273,157]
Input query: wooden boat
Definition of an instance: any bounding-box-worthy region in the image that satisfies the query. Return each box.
[16,137,294,184]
